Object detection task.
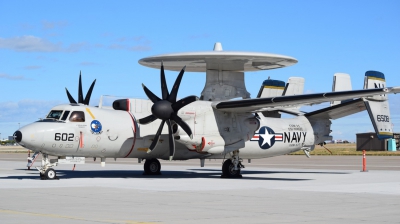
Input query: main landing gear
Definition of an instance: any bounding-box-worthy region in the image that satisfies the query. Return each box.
[38,153,58,180]
[143,158,161,175]
[221,150,244,178]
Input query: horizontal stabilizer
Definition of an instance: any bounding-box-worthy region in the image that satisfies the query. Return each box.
[213,87,400,113]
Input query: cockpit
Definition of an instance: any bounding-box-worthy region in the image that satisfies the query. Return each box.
[41,109,85,122]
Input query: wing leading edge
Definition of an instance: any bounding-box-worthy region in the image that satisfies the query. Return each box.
[212,87,400,113]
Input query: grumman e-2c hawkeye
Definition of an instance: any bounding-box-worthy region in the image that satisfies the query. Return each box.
[14,43,400,179]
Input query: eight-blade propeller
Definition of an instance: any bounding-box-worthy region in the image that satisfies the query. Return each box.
[139,62,198,160]
[65,71,96,105]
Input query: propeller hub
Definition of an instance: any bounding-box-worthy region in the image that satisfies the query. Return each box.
[151,100,174,120]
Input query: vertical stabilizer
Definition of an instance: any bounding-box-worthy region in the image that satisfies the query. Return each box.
[363,71,393,139]
[282,77,304,96]
[257,79,285,98]
[331,73,352,106]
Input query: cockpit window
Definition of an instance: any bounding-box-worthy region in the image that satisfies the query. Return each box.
[69,111,85,122]
[46,110,63,120]
[61,111,70,121]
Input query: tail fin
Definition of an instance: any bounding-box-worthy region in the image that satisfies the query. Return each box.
[331,73,352,106]
[257,79,285,98]
[363,71,393,139]
[257,77,305,98]
[282,77,304,96]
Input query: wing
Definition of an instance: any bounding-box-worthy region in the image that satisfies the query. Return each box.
[212,87,400,113]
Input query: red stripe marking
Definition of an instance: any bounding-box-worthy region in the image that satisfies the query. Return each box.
[200,137,205,151]
[80,132,83,148]
[126,99,130,111]
[124,112,137,158]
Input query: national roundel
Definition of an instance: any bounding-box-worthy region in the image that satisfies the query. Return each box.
[258,126,276,150]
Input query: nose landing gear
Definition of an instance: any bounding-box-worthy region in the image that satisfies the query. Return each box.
[38,153,59,180]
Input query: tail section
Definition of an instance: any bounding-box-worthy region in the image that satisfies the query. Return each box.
[257,77,304,98]
[363,71,393,139]
[283,77,304,96]
[331,73,352,106]
[257,79,285,98]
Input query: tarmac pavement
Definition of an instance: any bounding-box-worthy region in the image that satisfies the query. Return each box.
[0,153,399,223]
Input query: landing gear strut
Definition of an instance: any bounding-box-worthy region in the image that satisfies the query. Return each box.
[221,150,244,178]
[38,153,58,180]
[143,158,161,175]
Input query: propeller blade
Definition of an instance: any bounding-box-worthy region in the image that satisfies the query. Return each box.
[66,88,77,104]
[166,119,175,161]
[138,114,157,125]
[172,95,199,112]
[160,62,169,100]
[148,120,165,153]
[168,66,186,103]
[142,84,161,103]
[78,71,84,104]
[83,79,96,105]
[171,113,193,139]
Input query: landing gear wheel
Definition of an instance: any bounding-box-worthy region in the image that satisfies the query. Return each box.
[44,168,57,180]
[221,159,242,178]
[144,159,161,175]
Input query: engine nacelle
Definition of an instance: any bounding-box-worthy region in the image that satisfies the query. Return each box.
[175,135,226,154]
[113,99,130,111]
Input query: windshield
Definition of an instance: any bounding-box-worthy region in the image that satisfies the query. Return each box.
[46,110,63,120]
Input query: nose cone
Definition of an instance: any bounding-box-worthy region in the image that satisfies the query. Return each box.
[14,124,43,150]
[13,131,22,143]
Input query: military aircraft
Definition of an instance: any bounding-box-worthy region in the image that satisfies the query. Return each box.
[14,43,400,179]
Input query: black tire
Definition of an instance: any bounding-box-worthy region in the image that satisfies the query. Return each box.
[44,168,56,179]
[144,159,161,175]
[222,159,241,178]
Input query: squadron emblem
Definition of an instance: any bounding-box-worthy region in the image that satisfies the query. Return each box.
[90,120,103,135]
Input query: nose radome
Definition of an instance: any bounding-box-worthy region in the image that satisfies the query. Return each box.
[13,131,22,143]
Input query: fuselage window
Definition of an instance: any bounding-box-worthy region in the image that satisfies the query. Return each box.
[69,111,85,122]
[60,111,70,121]
[46,110,63,120]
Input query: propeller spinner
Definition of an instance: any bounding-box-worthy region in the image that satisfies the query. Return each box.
[65,71,96,105]
[139,62,198,160]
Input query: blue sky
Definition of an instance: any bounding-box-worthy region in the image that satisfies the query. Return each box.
[1,1,399,141]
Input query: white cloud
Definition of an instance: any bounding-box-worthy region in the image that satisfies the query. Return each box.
[41,20,68,30]
[79,61,98,66]
[129,45,152,51]
[0,35,62,52]
[23,65,41,70]
[0,99,64,123]
[107,36,152,51]
[0,73,29,80]
[0,36,92,53]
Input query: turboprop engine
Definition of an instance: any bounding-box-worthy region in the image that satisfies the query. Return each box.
[172,116,260,154]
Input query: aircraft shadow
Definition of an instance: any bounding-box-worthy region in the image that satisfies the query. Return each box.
[189,169,350,175]
[0,169,322,181]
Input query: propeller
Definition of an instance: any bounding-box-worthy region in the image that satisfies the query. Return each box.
[66,71,96,105]
[139,62,198,160]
